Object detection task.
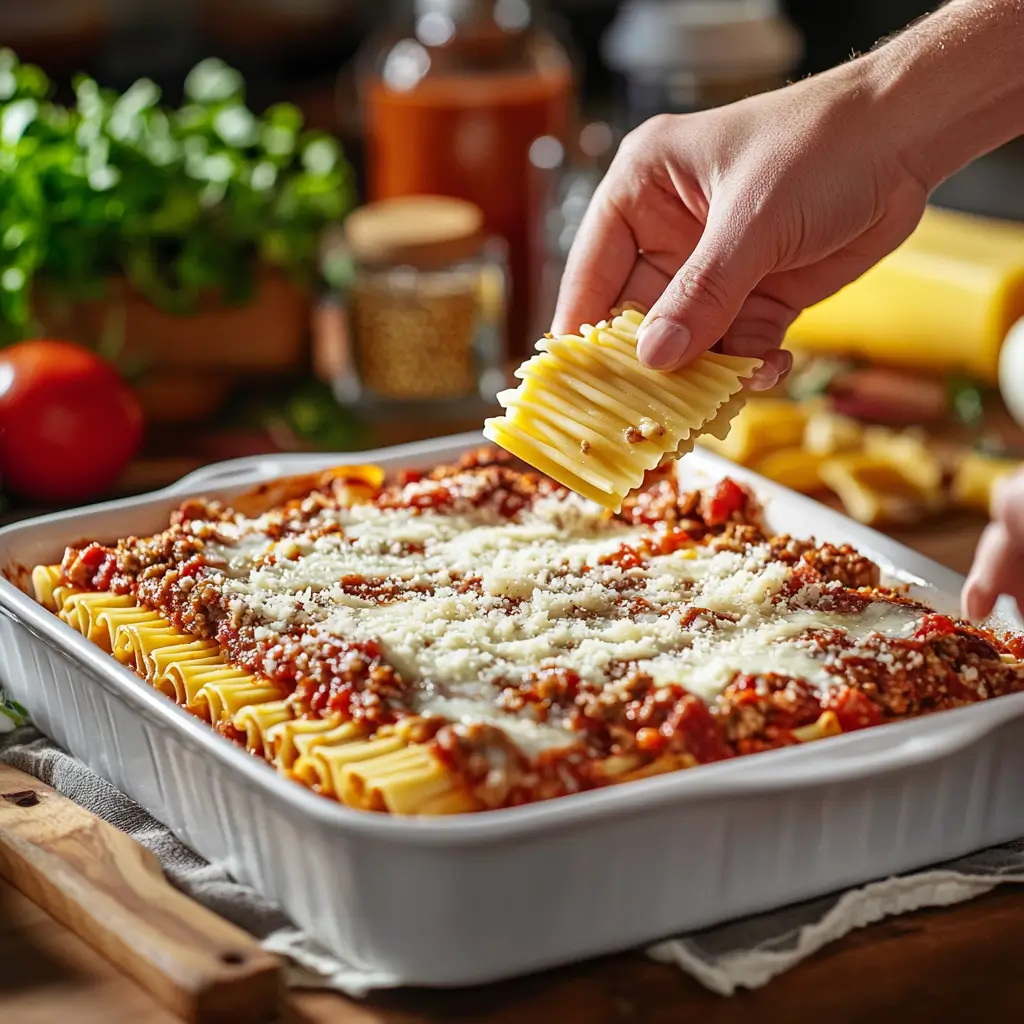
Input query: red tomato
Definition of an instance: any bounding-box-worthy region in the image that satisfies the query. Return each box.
[700,477,748,527]
[912,613,958,641]
[826,687,884,732]
[0,340,144,503]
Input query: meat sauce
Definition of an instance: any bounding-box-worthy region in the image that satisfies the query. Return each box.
[56,447,1024,811]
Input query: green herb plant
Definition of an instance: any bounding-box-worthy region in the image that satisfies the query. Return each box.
[0,50,352,343]
[0,692,28,730]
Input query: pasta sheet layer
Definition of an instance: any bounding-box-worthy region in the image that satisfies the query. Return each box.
[484,308,761,510]
[33,564,475,816]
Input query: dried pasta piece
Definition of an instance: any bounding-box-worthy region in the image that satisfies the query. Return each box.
[483,307,761,510]
[233,700,295,758]
[59,592,138,649]
[697,398,808,464]
[339,744,458,814]
[803,409,864,456]
[791,711,842,743]
[616,752,698,784]
[861,428,943,495]
[413,790,480,816]
[93,606,166,652]
[163,661,238,709]
[149,640,222,685]
[752,447,828,494]
[951,452,1020,514]
[54,586,87,620]
[590,752,643,781]
[112,618,175,666]
[291,721,369,794]
[266,714,347,771]
[31,564,63,611]
[202,677,289,726]
[819,452,943,526]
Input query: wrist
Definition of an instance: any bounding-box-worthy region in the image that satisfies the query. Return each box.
[855,0,1024,193]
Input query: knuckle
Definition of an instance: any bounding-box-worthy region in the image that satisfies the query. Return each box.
[676,257,735,317]
[642,112,678,138]
[619,114,676,160]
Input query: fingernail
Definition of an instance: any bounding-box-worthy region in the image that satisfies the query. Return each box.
[743,350,792,392]
[637,317,690,370]
[744,368,781,392]
[961,578,994,623]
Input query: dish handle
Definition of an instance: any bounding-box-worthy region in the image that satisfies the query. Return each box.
[163,455,325,498]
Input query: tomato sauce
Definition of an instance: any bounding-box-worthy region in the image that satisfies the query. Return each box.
[364,67,572,355]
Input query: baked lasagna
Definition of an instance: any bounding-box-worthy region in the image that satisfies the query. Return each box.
[32,449,1024,815]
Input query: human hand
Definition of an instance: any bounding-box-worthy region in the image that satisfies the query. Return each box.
[552,64,930,390]
[962,470,1024,622]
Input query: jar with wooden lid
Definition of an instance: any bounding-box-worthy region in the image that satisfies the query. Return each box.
[359,0,573,359]
[328,196,507,405]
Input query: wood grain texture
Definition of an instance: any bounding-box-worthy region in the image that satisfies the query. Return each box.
[289,883,1024,1024]
[0,765,283,1024]
[0,882,184,1024]
[6,877,1022,1024]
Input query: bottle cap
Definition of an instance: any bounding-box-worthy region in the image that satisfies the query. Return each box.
[603,0,803,79]
[344,196,486,269]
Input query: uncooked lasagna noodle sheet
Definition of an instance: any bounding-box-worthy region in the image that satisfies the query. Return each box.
[484,307,761,510]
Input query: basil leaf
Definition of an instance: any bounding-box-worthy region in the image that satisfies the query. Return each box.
[0,50,353,341]
[0,693,29,730]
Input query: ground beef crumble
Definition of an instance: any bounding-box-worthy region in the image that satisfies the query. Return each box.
[50,449,1024,811]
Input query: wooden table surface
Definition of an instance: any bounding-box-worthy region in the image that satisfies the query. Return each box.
[3,505,1022,1023]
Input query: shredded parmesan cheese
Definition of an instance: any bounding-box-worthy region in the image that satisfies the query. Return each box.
[204,475,926,752]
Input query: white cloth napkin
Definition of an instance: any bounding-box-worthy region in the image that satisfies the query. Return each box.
[3,724,1023,997]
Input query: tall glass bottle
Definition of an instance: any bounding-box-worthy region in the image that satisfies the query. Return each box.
[361,0,573,358]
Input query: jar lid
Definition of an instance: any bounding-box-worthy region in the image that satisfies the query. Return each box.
[344,196,486,269]
[603,0,803,80]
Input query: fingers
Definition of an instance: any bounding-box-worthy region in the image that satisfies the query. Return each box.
[992,471,1024,547]
[963,468,1024,620]
[614,258,671,318]
[744,349,794,391]
[720,292,799,390]
[963,523,1008,622]
[636,205,771,371]
[551,185,636,337]
[962,521,1024,622]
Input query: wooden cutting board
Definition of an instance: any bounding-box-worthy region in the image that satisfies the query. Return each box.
[0,763,283,1023]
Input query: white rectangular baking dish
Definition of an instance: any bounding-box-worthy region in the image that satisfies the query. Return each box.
[1,431,1023,988]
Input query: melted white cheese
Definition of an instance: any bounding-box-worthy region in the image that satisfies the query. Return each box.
[207,487,928,752]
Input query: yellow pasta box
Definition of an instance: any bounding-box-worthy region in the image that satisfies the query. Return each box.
[789,207,1024,385]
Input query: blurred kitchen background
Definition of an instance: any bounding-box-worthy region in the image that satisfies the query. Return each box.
[1,0,1023,537]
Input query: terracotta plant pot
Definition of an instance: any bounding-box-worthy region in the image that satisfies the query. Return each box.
[34,270,312,425]
[132,373,235,427]
[35,269,312,373]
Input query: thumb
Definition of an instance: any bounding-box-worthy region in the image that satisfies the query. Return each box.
[637,215,767,371]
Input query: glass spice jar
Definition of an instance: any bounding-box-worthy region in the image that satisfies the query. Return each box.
[332,196,507,406]
[358,0,573,360]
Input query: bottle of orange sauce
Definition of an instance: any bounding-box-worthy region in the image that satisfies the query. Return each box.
[360,0,573,360]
